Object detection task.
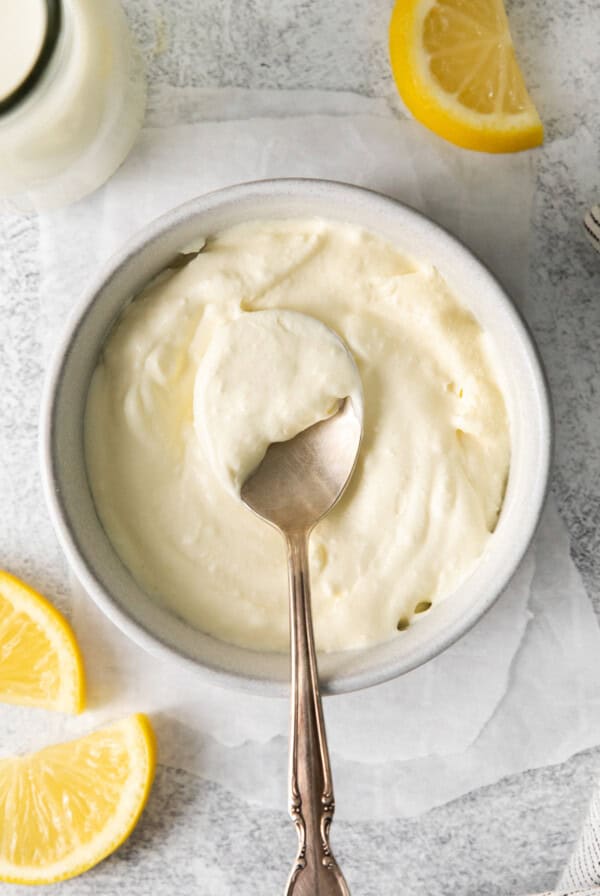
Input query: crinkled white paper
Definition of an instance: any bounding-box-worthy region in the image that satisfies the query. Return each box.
[31,90,600,819]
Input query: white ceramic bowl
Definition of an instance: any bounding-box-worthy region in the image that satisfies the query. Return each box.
[40,179,552,696]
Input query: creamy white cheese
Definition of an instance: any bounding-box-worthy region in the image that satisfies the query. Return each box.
[194,309,362,496]
[85,218,510,653]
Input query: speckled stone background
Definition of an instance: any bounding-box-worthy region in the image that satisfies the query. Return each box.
[1,0,599,893]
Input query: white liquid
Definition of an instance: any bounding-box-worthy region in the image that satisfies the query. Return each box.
[0,0,145,212]
[0,0,47,102]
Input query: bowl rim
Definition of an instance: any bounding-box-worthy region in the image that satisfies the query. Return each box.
[40,177,553,696]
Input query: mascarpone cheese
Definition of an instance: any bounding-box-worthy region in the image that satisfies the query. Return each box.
[85,218,510,653]
[194,308,362,497]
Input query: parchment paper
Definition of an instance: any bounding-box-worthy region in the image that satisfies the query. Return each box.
[32,90,600,819]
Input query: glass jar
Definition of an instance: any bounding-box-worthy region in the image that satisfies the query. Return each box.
[0,0,146,213]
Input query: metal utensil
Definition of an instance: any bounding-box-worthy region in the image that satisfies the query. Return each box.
[241,396,363,896]
[584,205,600,254]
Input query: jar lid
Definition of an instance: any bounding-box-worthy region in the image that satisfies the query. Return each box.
[0,0,61,115]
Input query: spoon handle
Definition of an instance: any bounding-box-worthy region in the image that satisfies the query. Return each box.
[285,531,350,896]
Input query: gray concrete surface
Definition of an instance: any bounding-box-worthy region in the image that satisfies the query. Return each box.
[1,0,599,892]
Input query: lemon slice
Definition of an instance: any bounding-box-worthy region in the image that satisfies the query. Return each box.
[0,570,85,712]
[0,714,156,884]
[389,0,543,152]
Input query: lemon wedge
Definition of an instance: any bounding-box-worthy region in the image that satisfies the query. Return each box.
[0,569,85,713]
[0,714,156,884]
[389,0,543,152]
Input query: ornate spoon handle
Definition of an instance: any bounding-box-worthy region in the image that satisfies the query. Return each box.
[285,530,350,896]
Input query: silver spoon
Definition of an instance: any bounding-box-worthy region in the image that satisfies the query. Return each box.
[241,396,363,896]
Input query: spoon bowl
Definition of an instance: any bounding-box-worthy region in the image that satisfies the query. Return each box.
[241,397,363,533]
